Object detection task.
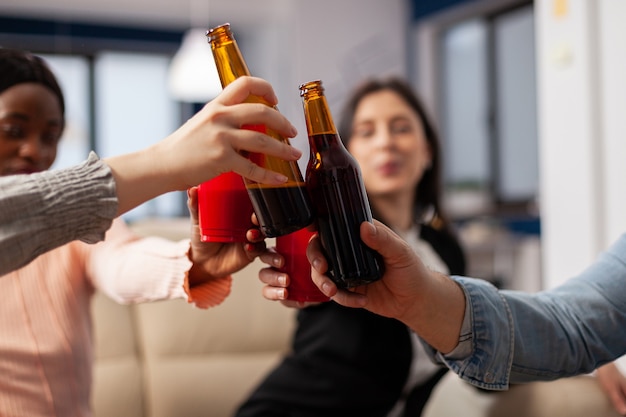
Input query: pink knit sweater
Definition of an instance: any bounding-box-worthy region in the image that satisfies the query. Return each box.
[0,219,231,416]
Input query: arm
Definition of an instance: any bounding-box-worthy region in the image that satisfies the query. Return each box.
[307,220,626,389]
[88,186,278,309]
[0,154,117,276]
[0,76,300,276]
[499,241,626,380]
[105,75,300,215]
[436,237,626,389]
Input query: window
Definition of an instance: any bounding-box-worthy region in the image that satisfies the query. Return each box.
[415,2,538,218]
[441,4,537,210]
[94,52,181,220]
[2,17,187,221]
[40,54,92,171]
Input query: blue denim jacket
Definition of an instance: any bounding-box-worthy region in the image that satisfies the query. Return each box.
[427,233,626,390]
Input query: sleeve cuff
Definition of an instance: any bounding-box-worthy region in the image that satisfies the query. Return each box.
[183,274,233,309]
[442,285,473,360]
[434,276,514,390]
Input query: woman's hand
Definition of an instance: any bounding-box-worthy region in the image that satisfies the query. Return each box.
[254,215,322,309]
[107,76,302,215]
[257,256,323,309]
[159,76,301,189]
[186,186,268,285]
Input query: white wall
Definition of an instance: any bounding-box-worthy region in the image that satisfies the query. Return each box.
[240,0,410,162]
[214,0,626,291]
[598,1,626,247]
[537,0,626,287]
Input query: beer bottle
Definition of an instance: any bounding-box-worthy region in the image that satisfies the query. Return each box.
[299,80,384,288]
[206,23,313,237]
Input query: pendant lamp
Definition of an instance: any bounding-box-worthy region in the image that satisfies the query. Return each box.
[167,27,222,103]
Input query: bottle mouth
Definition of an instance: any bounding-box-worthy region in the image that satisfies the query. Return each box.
[299,80,323,96]
[206,23,231,42]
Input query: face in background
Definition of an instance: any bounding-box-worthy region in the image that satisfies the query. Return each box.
[347,89,432,201]
[0,82,63,176]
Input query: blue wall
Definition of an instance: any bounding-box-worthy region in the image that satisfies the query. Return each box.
[0,15,183,53]
[411,0,477,20]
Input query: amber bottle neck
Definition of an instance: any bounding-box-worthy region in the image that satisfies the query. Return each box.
[301,91,337,136]
[207,25,251,87]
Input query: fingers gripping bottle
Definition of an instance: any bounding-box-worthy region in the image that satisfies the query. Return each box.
[206,23,313,237]
[299,80,384,288]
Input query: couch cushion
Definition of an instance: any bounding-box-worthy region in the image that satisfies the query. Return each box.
[422,371,622,417]
[134,257,296,417]
[92,218,297,417]
[91,292,144,417]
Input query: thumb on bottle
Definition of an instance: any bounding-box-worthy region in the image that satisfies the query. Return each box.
[360,220,389,250]
[360,220,407,260]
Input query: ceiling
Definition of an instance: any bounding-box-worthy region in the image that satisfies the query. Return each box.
[0,0,290,30]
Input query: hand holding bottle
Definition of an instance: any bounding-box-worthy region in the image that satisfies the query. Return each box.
[152,75,302,187]
[206,23,313,238]
[307,219,466,354]
[300,80,384,288]
[109,76,302,215]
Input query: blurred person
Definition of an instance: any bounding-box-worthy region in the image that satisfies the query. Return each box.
[245,77,626,416]
[236,78,466,417]
[0,48,295,416]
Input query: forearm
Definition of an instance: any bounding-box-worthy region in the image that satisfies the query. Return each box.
[427,234,626,390]
[505,246,626,381]
[0,153,117,275]
[426,276,515,390]
[400,271,466,354]
[92,238,192,304]
[94,236,233,309]
[89,219,232,309]
[104,143,179,216]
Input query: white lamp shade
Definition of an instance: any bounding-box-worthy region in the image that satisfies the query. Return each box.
[168,28,223,102]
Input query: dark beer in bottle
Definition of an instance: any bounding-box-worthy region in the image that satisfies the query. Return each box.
[206,23,313,237]
[299,80,384,288]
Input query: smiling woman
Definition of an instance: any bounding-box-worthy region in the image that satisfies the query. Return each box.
[0,83,64,174]
[0,48,305,417]
[0,50,65,176]
[238,77,466,417]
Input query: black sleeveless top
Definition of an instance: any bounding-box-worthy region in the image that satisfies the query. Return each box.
[235,224,466,417]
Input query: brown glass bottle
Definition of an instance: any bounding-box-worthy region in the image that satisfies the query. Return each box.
[206,23,313,237]
[299,80,384,288]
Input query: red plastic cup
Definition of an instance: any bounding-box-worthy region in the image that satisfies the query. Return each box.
[276,228,330,303]
[197,172,255,242]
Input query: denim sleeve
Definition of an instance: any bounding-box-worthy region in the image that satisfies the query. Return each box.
[434,277,515,390]
[504,236,626,382]
[430,233,626,390]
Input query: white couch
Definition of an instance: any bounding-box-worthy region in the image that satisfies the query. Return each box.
[90,218,296,417]
[422,371,622,417]
[91,218,621,417]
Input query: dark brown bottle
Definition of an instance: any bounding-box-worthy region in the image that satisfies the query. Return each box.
[206,23,313,237]
[299,80,384,288]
